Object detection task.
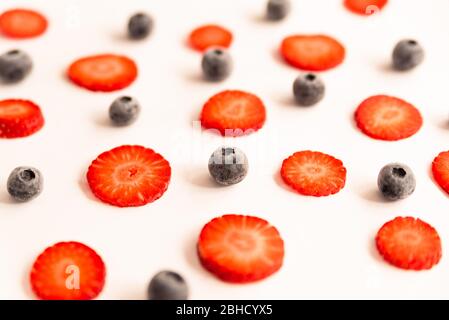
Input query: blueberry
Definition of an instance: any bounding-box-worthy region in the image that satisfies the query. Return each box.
[7,167,43,202]
[293,73,325,106]
[267,0,291,21]
[0,50,33,84]
[148,271,188,300]
[378,163,416,200]
[109,96,141,126]
[201,47,233,81]
[392,39,424,71]
[128,13,153,40]
[208,147,248,186]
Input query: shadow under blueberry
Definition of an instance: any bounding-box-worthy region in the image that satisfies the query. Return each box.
[110,31,130,43]
[183,168,222,189]
[436,118,449,131]
[249,12,269,24]
[118,288,146,300]
[0,190,17,204]
[94,113,113,128]
[377,61,396,74]
[358,187,391,203]
[273,94,299,108]
[183,69,206,83]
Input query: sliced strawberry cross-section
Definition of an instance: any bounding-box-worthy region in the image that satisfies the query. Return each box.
[67,54,138,92]
[189,24,233,51]
[344,0,388,16]
[281,151,347,197]
[87,145,171,207]
[30,241,106,300]
[280,35,346,71]
[0,9,48,39]
[200,90,266,136]
[0,99,44,138]
[198,214,284,283]
[355,95,423,141]
[376,217,442,270]
[432,151,449,195]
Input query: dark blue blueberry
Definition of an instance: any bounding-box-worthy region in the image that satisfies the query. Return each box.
[267,0,291,21]
[148,271,188,300]
[293,73,325,106]
[0,50,33,84]
[7,167,43,202]
[378,163,416,200]
[109,96,141,126]
[208,147,248,186]
[201,47,233,81]
[392,39,424,71]
[128,13,153,40]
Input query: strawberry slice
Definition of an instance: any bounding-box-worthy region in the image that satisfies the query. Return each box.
[376,217,442,270]
[355,95,423,141]
[198,215,284,283]
[200,90,266,136]
[344,0,388,15]
[0,9,48,39]
[30,242,106,300]
[432,151,449,195]
[67,54,138,92]
[280,35,346,71]
[189,24,233,51]
[0,99,44,138]
[87,145,171,207]
[281,151,347,197]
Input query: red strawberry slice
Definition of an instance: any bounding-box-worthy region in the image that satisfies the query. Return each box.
[0,9,48,39]
[198,214,284,283]
[344,0,388,15]
[67,54,138,92]
[87,145,171,207]
[355,95,423,141]
[432,151,449,195]
[0,99,44,138]
[281,151,346,197]
[376,217,442,270]
[30,242,106,300]
[200,90,266,136]
[280,35,346,71]
[189,24,233,51]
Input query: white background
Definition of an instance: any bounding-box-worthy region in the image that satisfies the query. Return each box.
[1,0,449,300]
